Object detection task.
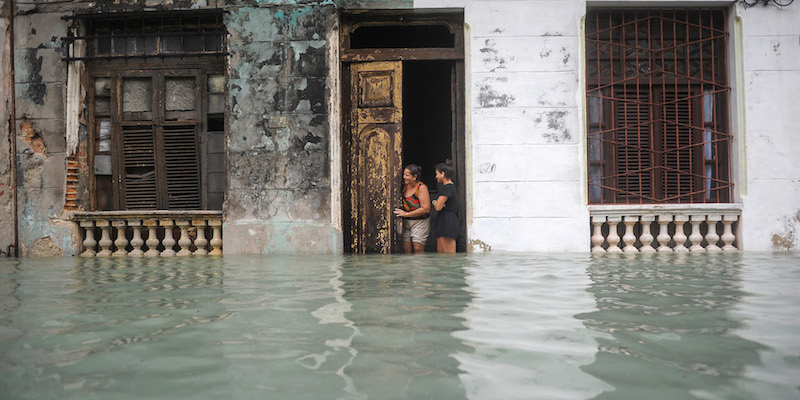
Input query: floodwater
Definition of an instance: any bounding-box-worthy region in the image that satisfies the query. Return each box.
[0,253,798,400]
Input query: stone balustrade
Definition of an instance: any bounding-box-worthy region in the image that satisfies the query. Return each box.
[589,205,742,253]
[73,211,223,257]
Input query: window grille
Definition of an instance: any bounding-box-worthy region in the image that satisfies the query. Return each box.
[586,9,732,204]
[65,11,226,62]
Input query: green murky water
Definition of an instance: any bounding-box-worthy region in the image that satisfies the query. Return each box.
[0,253,798,399]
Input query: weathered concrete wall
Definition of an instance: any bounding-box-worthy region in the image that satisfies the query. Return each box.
[736,3,800,250]
[0,10,12,256]
[7,0,799,255]
[12,9,74,256]
[223,4,341,254]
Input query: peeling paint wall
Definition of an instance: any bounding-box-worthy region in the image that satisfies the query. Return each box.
[0,13,12,256]
[5,0,799,256]
[11,9,76,256]
[223,3,341,254]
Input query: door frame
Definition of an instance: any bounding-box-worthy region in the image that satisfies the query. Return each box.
[339,10,467,253]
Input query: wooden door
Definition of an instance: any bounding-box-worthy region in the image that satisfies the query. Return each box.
[348,62,403,253]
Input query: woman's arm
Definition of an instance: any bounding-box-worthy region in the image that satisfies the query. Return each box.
[432,195,448,212]
[418,184,431,214]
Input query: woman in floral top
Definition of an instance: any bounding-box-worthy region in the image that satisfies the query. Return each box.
[393,164,431,253]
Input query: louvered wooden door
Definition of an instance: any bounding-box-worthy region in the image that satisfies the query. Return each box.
[115,72,202,210]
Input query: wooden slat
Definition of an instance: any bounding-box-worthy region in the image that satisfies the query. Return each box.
[662,90,694,201]
[614,90,652,202]
[121,125,158,209]
[163,124,201,209]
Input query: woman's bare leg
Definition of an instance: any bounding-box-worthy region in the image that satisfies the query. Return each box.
[403,240,412,253]
[438,237,456,253]
[412,242,425,253]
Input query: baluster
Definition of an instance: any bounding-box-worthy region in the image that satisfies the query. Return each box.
[606,216,622,253]
[705,215,722,252]
[657,215,673,252]
[128,220,145,256]
[161,219,177,257]
[722,214,739,251]
[176,220,192,256]
[591,216,606,252]
[112,220,128,256]
[622,216,639,253]
[209,219,223,256]
[673,215,689,252]
[193,219,209,255]
[689,215,705,252]
[80,221,97,257]
[96,220,113,257]
[639,215,656,253]
[144,219,161,257]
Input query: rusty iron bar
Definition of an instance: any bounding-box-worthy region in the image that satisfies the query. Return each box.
[63,52,228,62]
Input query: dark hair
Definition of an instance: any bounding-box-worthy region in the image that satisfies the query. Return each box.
[435,161,455,180]
[404,164,422,179]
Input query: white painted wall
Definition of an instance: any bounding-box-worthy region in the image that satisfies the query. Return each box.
[735,3,800,250]
[414,0,800,251]
[416,0,589,251]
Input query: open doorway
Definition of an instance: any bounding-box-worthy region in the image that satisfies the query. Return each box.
[403,61,452,192]
[403,61,454,252]
[341,11,465,254]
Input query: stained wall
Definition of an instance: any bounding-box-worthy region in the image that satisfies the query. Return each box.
[222,4,340,254]
[736,3,800,250]
[413,0,800,251]
[3,0,798,255]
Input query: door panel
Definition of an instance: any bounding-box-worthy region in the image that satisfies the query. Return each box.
[348,61,403,253]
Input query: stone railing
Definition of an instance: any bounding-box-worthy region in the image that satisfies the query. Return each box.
[73,211,223,257]
[589,204,742,253]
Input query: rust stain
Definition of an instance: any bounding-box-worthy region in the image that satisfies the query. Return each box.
[21,119,47,156]
[771,209,800,250]
[468,239,492,253]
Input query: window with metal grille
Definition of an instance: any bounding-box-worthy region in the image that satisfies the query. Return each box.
[66,11,226,61]
[586,9,732,204]
[88,12,226,211]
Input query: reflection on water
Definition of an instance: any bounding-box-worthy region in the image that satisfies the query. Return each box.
[339,255,472,399]
[577,254,766,400]
[0,253,799,399]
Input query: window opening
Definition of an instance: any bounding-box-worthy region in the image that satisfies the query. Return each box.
[586,9,731,204]
[87,13,225,211]
[350,24,455,49]
[65,11,225,62]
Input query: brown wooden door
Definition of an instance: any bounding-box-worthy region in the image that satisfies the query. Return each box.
[348,61,403,253]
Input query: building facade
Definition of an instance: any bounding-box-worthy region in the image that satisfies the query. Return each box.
[0,0,798,256]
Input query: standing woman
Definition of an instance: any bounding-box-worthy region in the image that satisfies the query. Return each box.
[393,164,431,253]
[432,162,459,253]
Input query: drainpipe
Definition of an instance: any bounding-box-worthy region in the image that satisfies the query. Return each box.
[7,0,18,257]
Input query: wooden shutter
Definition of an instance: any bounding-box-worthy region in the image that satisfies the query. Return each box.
[121,124,158,209]
[660,89,698,202]
[163,124,201,209]
[612,89,652,202]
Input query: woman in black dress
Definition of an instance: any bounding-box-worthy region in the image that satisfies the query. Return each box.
[432,162,459,253]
